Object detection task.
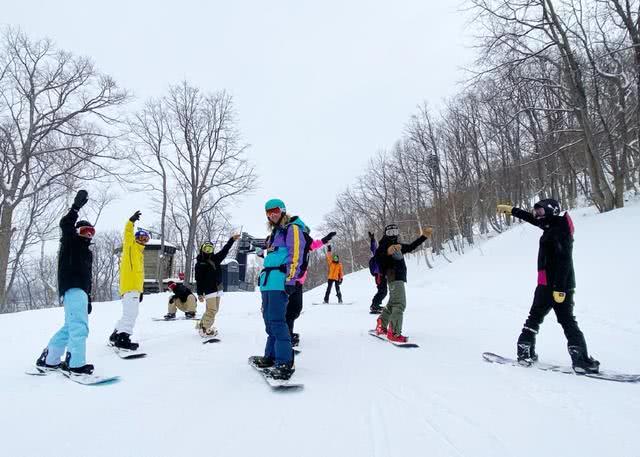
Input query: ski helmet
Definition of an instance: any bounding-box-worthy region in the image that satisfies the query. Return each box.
[332,254,339,262]
[167,281,176,290]
[265,198,286,213]
[533,199,561,219]
[384,224,400,238]
[200,241,214,254]
[135,228,151,244]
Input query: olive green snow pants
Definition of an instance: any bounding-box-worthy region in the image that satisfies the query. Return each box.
[379,280,407,335]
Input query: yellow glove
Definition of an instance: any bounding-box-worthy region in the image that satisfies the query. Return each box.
[497,204,513,215]
[553,291,566,303]
[422,227,433,238]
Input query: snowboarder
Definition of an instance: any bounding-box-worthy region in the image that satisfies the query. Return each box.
[374,224,432,342]
[194,234,240,337]
[368,231,386,314]
[497,199,600,373]
[164,281,198,320]
[322,245,344,303]
[109,211,149,351]
[35,190,96,375]
[285,228,336,347]
[249,198,306,381]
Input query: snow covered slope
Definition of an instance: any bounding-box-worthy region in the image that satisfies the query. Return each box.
[2,203,639,457]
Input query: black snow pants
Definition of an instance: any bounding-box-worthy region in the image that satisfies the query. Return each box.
[285,282,303,337]
[371,274,387,307]
[323,279,342,302]
[517,285,587,352]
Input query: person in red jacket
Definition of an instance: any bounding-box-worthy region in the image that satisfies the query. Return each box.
[322,245,344,304]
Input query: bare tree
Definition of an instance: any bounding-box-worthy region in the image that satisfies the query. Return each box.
[0,28,128,304]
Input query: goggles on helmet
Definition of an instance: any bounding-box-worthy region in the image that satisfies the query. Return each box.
[135,230,150,244]
[76,226,95,239]
[385,227,399,237]
[266,207,283,218]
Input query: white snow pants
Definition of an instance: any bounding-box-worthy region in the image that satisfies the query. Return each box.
[115,291,140,334]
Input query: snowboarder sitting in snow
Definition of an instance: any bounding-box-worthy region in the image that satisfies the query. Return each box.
[194,234,240,337]
[497,199,599,373]
[165,281,197,320]
[322,245,344,304]
[374,224,432,342]
[368,231,386,314]
[36,190,96,375]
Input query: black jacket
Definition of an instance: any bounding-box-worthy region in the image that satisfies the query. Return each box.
[195,237,236,295]
[170,283,193,303]
[375,235,427,282]
[57,208,93,297]
[511,207,575,291]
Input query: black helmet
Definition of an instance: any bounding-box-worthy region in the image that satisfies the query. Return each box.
[533,199,561,219]
[384,224,399,237]
[75,220,93,228]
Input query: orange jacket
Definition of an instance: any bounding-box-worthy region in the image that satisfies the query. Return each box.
[326,252,344,281]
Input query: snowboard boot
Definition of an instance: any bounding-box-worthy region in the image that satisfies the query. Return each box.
[568,346,600,374]
[517,343,538,366]
[370,304,383,314]
[114,332,139,351]
[184,311,196,319]
[266,362,295,380]
[322,300,328,304]
[375,317,387,335]
[338,297,343,304]
[291,333,300,347]
[198,325,218,338]
[249,356,275,369]
[387,323,408,342]
[35,348,62,371]
[164,312,176,320]
[62,353,94,375]
[108,329,118,345]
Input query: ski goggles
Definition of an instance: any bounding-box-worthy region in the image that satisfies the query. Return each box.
[135,233,150,244]
[533,207,546,219]
[265,207,283,218]
[385,227,399,237]
[201,243,214,254]
[76,226,95,239]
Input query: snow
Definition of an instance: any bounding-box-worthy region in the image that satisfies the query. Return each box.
[2,203,640,456]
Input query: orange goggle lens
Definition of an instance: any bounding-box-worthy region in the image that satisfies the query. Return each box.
[266,207,282,217]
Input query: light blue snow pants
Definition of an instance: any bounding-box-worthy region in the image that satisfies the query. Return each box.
[46,288,89,368]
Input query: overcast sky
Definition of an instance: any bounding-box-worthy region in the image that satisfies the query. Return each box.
[3,0,475,241]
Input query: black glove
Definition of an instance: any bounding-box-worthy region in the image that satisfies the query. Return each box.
[321,231,336,244]
[72,190,88,211]
[338,279,343,285]
[130,210,142,222]
[87,298,92,315]
[169,297,174,304]
[327,244,332,252]
[368,231,374,240]
[139,292,144,303]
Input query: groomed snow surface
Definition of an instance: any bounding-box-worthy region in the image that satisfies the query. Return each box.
[2,203,639,457]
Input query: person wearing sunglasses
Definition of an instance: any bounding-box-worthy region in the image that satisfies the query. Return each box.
[35,190,96,375]
[249,198,307,381]
[373,224,433,342]
[194,234,240,337]
[322,245,344,304]
[497,199,599,373]
[109,210,149,352]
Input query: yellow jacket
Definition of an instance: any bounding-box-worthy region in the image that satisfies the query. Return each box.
[119,220,145,295]
[326,252,344,281]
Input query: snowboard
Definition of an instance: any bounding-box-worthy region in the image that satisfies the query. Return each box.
[202,338,221,344]
[368,330,419,348]
[26,367,120,385]
[311,302,354,306]
[482,352,640,383]
[152,315,200,321]
[110,345,147,359]
[248,357,303,389]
